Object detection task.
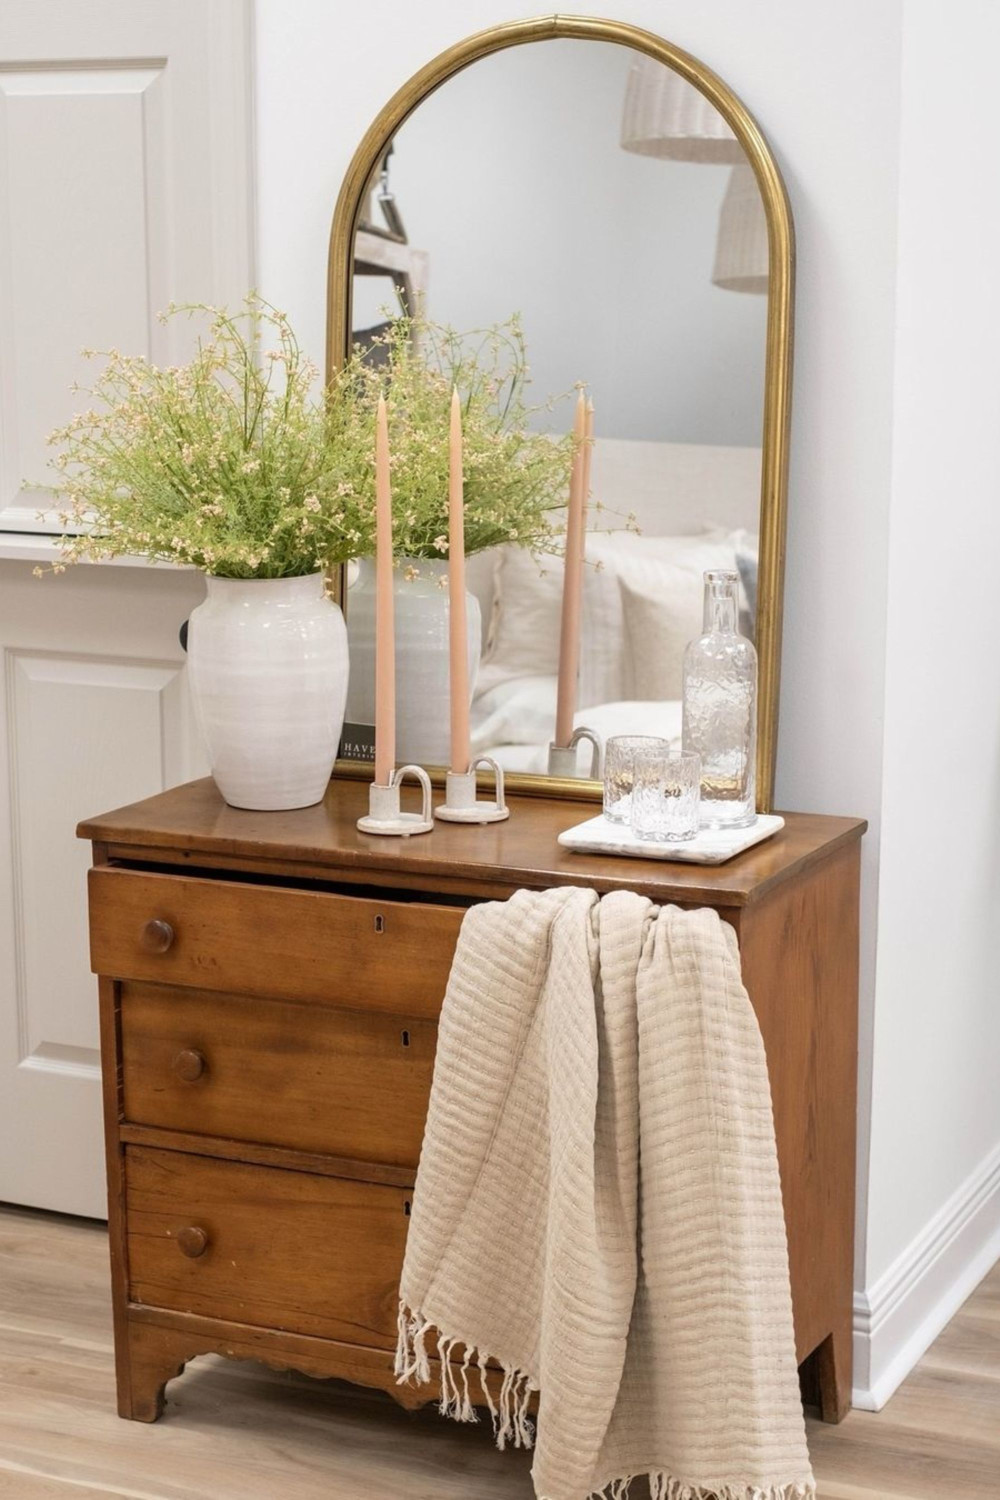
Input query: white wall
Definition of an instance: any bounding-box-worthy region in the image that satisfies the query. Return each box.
[854,0,1000,1407]
[358,39,767,445]
[874,0,1000,1286]
[253,3,900,1134]
[254,0,1000,1406]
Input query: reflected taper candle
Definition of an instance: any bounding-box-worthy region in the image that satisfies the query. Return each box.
[374,394,395,786]
[448,388,470,773]
[554,389,590,748]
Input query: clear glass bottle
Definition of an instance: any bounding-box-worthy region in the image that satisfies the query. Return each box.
[682,570,757,829]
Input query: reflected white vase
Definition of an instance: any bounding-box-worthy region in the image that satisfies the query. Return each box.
[345,557,481,766]
[187,572,349,811]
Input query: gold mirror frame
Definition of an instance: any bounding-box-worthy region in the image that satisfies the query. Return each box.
[327,14,794,811]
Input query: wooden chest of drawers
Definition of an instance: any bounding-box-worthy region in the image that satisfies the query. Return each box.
[80,777,865,1426]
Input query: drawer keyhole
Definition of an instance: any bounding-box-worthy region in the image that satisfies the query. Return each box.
[374,914,385,934]
[404,1200,411,1217]
[401,1030,410,1048]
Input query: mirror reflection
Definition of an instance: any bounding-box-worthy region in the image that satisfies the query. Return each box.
[345,39,769,779]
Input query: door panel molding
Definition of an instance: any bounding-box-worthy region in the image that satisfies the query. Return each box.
[5,645,185,1068]
[0,0,253,532]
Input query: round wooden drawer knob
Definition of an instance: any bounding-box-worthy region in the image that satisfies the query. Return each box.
[176,1226,209,1259]
[141,918,174,955]
[172,1048,206,1082]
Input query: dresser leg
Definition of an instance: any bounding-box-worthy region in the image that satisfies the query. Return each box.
[811,1323,853,1424]
[117,1320,191,1422]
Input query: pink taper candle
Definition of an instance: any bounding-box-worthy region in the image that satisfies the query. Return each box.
[448,388,471,773]
[554,389,589,747]
[374,395,395,786]
[583,397,595,518]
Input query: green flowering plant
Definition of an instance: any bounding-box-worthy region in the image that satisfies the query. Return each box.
[327,315,575,562]
[41,295,375,579]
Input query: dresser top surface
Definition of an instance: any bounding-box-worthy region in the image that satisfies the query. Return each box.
[78,778,866,908]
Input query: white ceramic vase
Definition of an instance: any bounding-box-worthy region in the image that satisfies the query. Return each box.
[187,572,349,811]
[344,557,481,766]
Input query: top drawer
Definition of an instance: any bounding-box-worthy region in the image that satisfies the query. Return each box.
[88,867,464,1019]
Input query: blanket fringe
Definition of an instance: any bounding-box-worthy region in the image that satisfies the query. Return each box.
[395,1300,536,1449]
[397,1305,814,1499]
[653,1484,814,1500]
[589,1482,815,1500]
[394,1303,432,1385]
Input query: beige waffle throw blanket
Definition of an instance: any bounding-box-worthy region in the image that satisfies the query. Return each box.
[395,886,815,1500]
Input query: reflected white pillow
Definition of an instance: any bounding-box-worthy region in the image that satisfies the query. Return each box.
[617,531,759,700]
[484,529,736,708]
[618,574,697,702]
[470,669,683,773]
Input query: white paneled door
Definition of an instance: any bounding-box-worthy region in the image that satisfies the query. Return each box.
[0,0,254,532]
[0,1,252,1215]
[0,564,211,1216]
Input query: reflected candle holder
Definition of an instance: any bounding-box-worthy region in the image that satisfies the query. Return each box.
[357,764,434,837]
[434,755,510,824]
[547,726,603,780]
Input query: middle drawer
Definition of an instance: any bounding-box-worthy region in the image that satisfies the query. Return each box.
[121,982,436,1169]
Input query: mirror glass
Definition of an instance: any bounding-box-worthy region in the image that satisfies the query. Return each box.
[344,39,769,782]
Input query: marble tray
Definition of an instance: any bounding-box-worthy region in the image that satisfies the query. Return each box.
[558,812,785,865]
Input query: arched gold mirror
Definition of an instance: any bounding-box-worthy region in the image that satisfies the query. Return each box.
[327,15,793,811]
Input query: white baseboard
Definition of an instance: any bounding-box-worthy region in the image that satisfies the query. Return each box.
[852,1139,1000,1410]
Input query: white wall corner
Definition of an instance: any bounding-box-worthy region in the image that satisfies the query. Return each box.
[852,1139,1000,1411]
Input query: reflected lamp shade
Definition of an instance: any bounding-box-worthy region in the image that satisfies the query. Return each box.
[712,164,769,294]
[620,56,745,163]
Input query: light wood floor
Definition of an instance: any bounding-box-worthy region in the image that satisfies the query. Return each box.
[0,1205,997,1500]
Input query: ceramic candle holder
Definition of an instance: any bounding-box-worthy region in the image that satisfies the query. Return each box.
[434,755,510,824]
[547,726,603,780]
[357,764,434,837]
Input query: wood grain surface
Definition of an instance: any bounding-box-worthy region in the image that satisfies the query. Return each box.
[78,776,866,908]
[89,867,463,1019]
[125,1147,410,1349]
[734,841,860,1417]
[84,781,865,1426]
[1,1206,996,1499]
[120,982,436,1168]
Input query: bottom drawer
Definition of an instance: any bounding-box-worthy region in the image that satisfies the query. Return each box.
[126,1146,409,1348]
